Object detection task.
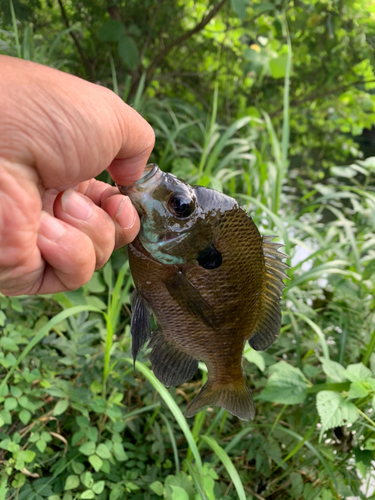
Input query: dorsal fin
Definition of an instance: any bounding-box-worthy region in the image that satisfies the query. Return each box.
[249,236,289,351]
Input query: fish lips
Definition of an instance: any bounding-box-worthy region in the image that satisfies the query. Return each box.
[117,163,163,216]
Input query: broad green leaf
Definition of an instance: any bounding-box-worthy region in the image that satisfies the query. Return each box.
[96,443,112,459]
[4,397,17,411]
[87,272,106,293]
[72,461,85,475]
[316,391,359,433]
[10,386,22,398]
[89,454,103,472]
[86,427,98,443]
[269,55,289,79]
[92,481,105,494]
[76,416,90,428]
[319,358,347,382]
[254,2,274,12]
[21,450,35,463]
[170,486,189,500]
[150,481,163,496]
[330,165,358,178]
[19,409,31,425]
[53,399,69,416]
[80,471,93,488]
[231,0,247,20]
[345,363,373,382]
[97,20,126,42]
[347,382,369,399]
[0,409,11,424]
[64,475,80,491]
[0,438,10,450]
[79,441,96,456]
[118,36,139,69]
[112,442,128,462]
[0,382,8,397]
[164,472,195,500]
[81,489,95,499]
[290,472,303,499]
[18,396,35,412]
[0,337,19,352]
[259,361,309,404]
[36,439,46,453]
[86,296,107,310]
[243,347,265,371]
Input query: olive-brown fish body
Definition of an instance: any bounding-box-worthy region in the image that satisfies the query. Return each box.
[119,164,288,420]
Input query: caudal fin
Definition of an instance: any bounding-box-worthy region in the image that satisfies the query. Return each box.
[185,378,255,421]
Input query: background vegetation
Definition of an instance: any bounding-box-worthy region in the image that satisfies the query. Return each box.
[1,0,375,498]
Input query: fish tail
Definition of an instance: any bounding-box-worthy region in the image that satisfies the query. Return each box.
[185,377,255,421]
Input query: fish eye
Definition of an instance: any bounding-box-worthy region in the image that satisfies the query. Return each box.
[167,193,194,218]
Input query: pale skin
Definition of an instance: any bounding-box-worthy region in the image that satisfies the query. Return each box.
[0,55,155,296]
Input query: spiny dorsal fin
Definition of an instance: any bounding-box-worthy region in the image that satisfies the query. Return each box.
[130,291,152,364]
[164,271,217,329]
[249,236,289,351]
[149,330,198,387]
[185,377,255,421]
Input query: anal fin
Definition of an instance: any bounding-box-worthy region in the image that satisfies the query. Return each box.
[130,291,151,364]
[149,330,198,387]
[185,378,255,421]
[249,236,289,351]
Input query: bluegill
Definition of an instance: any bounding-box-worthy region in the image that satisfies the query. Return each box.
[118,164,288,420]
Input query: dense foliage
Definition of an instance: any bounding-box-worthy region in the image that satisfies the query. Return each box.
[1,1,375,499]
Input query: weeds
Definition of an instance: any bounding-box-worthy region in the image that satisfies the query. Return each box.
[1,8,375,500]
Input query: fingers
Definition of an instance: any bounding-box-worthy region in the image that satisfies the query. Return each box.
[36,212,96,294]
[0,56,155,189]
[53,188,139,270]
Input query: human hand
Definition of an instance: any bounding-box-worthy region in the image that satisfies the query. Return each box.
[0,56,155,296]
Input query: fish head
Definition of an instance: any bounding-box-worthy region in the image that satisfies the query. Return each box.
[118,164,237,265]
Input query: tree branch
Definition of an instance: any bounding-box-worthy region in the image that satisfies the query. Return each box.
[57,0,92,79]
[144,0,229,85]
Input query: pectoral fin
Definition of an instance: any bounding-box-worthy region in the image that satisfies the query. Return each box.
[249,236,289,351]
[185,377,255,421]
[130,291,152,364]
[165,271,217,329]
[149,330,198,387]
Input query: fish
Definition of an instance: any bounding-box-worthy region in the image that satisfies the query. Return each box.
[117,163,288,420]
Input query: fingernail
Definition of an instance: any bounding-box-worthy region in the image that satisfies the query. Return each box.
[115,196,137,229]
[62,189,92,220]
[39,212,65,241]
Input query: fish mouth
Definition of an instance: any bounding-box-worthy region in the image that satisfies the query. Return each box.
[116,163,162,216]
[117,163,161,197]
[135,163,159,186]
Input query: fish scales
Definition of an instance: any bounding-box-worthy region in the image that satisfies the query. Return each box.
[119,164,288,420]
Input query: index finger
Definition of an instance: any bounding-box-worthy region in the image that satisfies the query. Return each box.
[107,105,155,186]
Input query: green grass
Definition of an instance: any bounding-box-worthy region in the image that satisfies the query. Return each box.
[2,9,375,500]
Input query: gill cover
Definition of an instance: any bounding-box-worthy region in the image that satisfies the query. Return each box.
[118,164,236,266]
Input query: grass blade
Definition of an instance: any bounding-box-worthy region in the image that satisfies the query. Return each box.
[9,0,21,58]
[160,413,180,474]
[201,435,247,500]
[123,358,203,470]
